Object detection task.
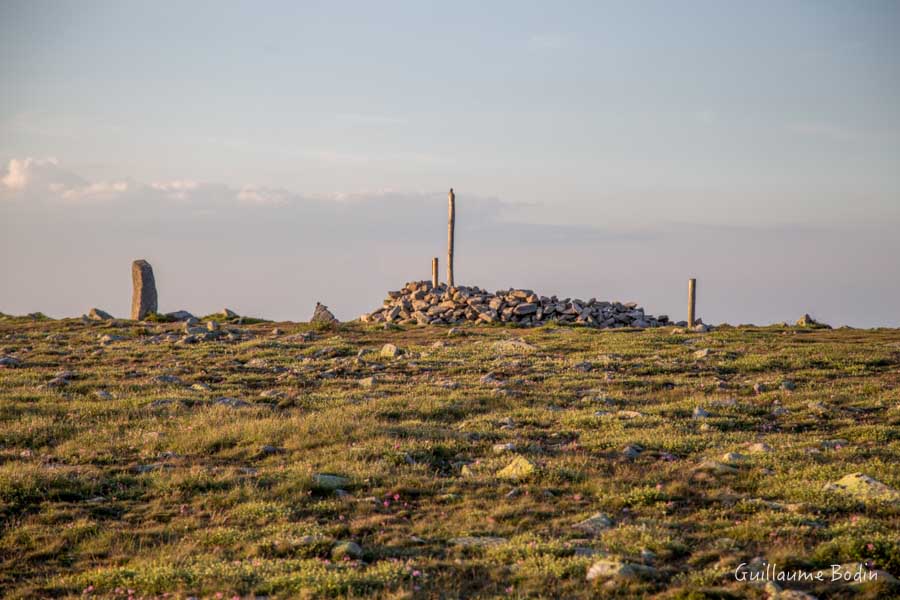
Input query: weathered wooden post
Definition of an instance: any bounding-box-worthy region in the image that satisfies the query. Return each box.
[447,188,455,287]
[687,278,696,328]
[432,257,439,288]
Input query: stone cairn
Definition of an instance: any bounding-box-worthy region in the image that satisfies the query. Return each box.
[360,281,671,328]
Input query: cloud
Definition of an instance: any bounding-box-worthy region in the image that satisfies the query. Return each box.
[150,180,200,200]
[236,185,291,206]
[1,157,129,202]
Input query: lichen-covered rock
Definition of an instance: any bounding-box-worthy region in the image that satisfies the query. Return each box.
[572,512,614,536]
[497,455,537,480]
[88,308,114,320]
[824,473,900,503]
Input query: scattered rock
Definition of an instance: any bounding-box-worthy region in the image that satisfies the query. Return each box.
[586,558,658,581]
[331,540,363,560]
[492,443,516,454]
[259,445,285,457]
[695,460,739,475]
[754,382,768,394]
[573,512,614,536]
[693,406,711,419]
[621,444,643,459]
[823,473,900,503]
[221,308,238,319]
[448,536,507,547]
[796,314,831,329]
[573,361,593,372]
[313,473,351,490]
[721,452,747,464]
[380,343,402,358]
[781,380,796,391]
[94,390,113,400]
[165,310,195,321]
[153,375,184,386]
[694,348,711,359]
[497,456,537,480]
[0,356,22,368]
[492,338,537,354]
[213,397,249,408]
[131,259,158,320]
[358,376,377,387]
[88,308,114,321]
[748,442,773,453]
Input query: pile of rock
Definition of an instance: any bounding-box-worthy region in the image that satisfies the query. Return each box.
[360,281,673,328]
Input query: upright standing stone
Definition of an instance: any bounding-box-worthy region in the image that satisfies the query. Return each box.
[131,260,158,320]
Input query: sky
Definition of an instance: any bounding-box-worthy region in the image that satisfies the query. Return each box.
[2,1,899,326]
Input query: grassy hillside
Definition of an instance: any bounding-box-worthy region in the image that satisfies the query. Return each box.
[1,316,898,599]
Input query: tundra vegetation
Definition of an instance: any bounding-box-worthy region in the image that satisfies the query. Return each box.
[0,313,898,598]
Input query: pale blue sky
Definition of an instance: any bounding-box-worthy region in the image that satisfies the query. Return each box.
[2,1,899,325]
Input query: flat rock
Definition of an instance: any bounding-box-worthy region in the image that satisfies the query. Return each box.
[448,536,507,547]
[823,473,900,503]
[380,343,402,358]
[313,473,351,490]
[331,540,363,560]
[88,308,114,320]
[586,558,658,581]
[572,512,614,536]
[497,455,537,480]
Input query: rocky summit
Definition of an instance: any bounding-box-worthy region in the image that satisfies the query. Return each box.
[360,280,671,328]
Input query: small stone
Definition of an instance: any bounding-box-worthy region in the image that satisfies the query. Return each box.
[191,382,211,391]
[206,321,219,331]
[449,536,507,547]
[586,558,657,581]
[166,310,195,321]
[492,443,516,454]
[781,380,796,391]
[621,444,643,459]
[447,327,464,336]
[693,406,711,419]
[331,540,363,561]
[94,390,113,400]
[695,460,739,475]
[259,445,285,456]
[88,308,114,321]
[153,374,184,386]
[221,308,238,318]
[380,343,402,358]
[748,442,773,453]
[573,512,614,536]
[796,313,830,329]
[213,397,249,408]
[359,376,377,387]
[0,356,22,368]
[823,473,900,503]
[313,473,351,490]
[753,382,767,394]
[721,452,747,464]
[573,361,593,372]
[497,456,537,481]
[694,348,711,359]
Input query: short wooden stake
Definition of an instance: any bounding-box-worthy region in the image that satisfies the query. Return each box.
[688,278,697,328]
[432,257,439,288]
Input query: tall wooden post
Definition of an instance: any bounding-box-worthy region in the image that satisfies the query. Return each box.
[447,188,455,287]
[687,278,697,328]
[432,257,439,288]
